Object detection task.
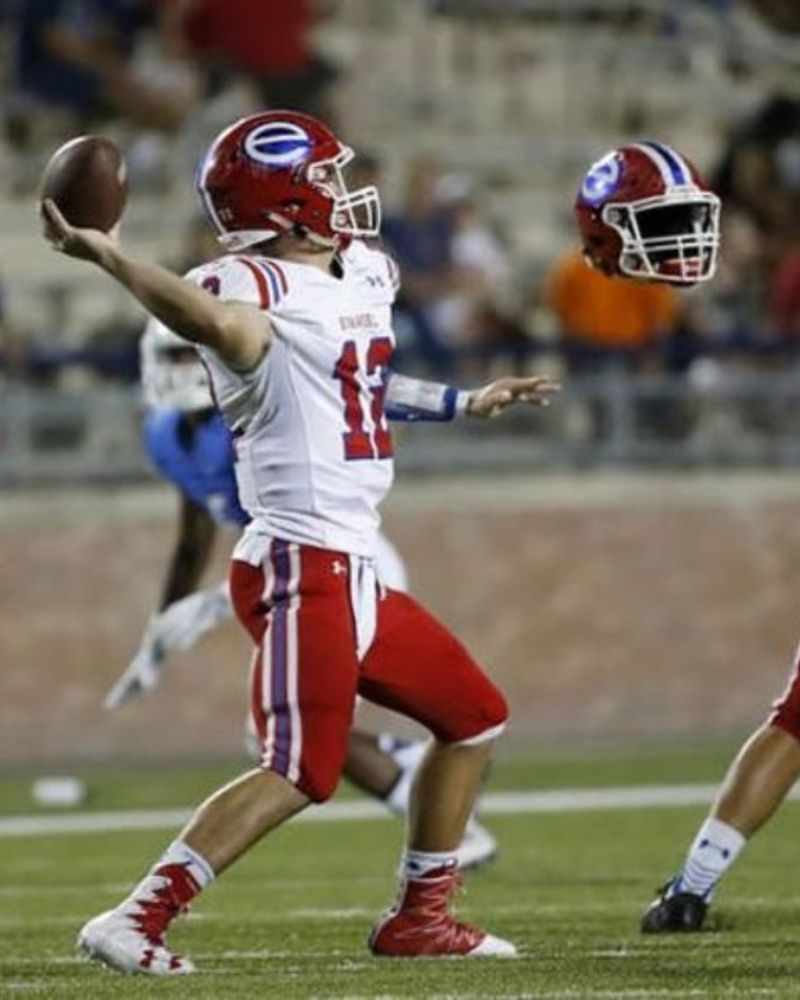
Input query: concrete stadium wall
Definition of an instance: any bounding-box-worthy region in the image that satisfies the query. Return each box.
[3,474,800,767]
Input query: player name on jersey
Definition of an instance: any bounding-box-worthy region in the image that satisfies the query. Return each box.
[339,312,380,331]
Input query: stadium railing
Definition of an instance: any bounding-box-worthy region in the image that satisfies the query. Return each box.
[4,368,800,485]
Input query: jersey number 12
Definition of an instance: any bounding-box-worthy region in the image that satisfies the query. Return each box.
[333,338,393,461]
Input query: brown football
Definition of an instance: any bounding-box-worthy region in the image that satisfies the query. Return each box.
[40,135,128,232]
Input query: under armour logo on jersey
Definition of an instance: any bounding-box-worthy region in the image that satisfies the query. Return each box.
[581,151,621,205]
[243,122,312,168]
[332,560,347,576]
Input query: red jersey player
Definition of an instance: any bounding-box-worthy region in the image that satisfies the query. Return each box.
[41,110,558,973]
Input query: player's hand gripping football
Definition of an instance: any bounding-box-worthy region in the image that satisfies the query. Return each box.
[466,376,560,419]
[40,198,119,267]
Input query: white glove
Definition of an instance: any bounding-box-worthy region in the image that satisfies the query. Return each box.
[104,617,167,709]
[104,582,233,709]
[154,581,233,653]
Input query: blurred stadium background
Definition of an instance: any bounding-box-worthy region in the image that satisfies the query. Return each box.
[3,0,800,773]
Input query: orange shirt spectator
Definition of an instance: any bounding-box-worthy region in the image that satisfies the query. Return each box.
[548,250,679,351]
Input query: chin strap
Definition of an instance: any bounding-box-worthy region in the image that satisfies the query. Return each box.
[217,229,280,251]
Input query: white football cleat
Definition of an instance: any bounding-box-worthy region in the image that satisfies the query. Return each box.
[77,865,199,976]
[455,816,498,871]
[78,907,195,975]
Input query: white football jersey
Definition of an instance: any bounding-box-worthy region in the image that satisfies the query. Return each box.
[186,240,399,558]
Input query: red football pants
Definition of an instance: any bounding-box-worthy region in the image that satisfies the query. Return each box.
[230,538,509,802]
[770,639,800,740]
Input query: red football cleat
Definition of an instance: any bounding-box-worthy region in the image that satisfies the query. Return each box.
[369,866,517,958]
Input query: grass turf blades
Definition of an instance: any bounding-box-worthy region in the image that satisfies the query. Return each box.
[1,748,798,997]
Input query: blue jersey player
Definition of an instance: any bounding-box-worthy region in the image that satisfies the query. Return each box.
[144,406,248,529]
[105,316,495,870]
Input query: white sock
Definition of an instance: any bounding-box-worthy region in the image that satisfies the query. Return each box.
[671,818,746,901]
[153,840,216,889]
[402,849,457,879]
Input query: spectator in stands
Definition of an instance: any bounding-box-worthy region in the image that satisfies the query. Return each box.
[169,214,222,276]
[383,158,457,376]
[0,277,30,383]
[8,0,187,139]
[438,175,511,294]
[767,140,800,341]
[434,174,531,376]
[546,248,680,373]
[155,0,338,120]
[713,93,800,269]
[768,245,800,341]
[681,210,768,357]
[667,210,786,451]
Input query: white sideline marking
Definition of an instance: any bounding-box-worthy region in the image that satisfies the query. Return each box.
[2,897,795,923]
[0,782,736,838]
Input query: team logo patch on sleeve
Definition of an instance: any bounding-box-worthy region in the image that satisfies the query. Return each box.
[243,122,313,168]
[581,151,622,205]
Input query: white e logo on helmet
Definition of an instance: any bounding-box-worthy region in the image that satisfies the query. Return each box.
[581,151,621,205]
[244,122,313,168]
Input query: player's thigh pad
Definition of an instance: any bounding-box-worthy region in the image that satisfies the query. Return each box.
[769,640,800,740]
[359,590,508,744]
[230,542,360,801]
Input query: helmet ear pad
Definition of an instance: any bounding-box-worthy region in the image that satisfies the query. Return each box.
[576,201,624,276]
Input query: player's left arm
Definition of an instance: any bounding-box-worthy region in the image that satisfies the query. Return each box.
[385,372,560,422]
[159,494,217,611]
[380,242,559,419]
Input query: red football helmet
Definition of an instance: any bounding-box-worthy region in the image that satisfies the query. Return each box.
[574,141,721,285]
[196,110,380,251]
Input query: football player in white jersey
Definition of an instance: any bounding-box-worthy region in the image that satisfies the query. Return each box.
[106,316,496,870]
[41,109,558,973]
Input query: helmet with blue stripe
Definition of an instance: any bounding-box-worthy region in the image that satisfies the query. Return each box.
[196,110,380,252]
[575,141,721,286]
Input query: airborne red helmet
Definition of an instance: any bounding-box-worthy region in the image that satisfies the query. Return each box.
[197,110,380,251]
[575,141,721,285]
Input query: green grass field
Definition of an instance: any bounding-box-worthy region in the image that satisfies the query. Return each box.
[3,746,800,998]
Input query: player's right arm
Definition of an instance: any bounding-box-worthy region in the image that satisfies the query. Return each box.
[40,199,270,372]
[159,494,216,611]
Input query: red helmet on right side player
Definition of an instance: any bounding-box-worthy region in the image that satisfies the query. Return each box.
[575,141,721,285]
[196,110,380,251]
